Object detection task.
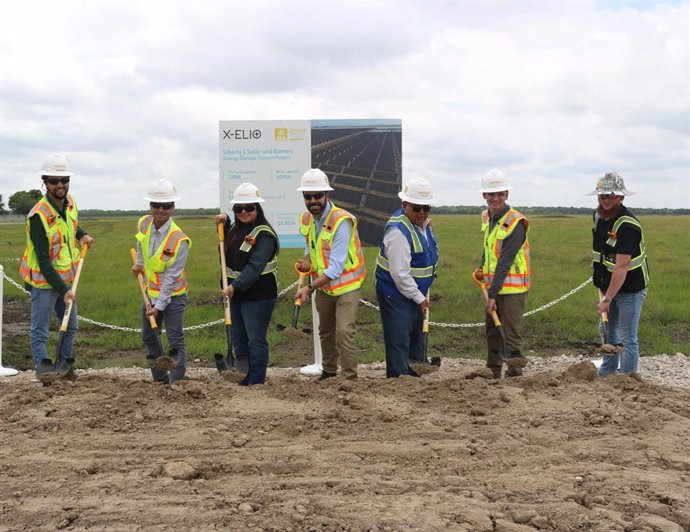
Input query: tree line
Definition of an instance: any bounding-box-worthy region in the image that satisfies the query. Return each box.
[1,191,687,217]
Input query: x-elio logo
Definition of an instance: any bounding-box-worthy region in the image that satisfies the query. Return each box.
[222,129,262,140]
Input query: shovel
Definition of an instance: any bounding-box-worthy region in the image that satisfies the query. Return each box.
[280,263,311,339]
[472,270,513,366]
[130,248,166,368]
[421,290,441,367]
[598,288,621,355]
[213,222,236,374]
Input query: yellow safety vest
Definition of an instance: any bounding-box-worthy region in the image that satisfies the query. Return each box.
[135,215,191,298]
[299,204,366,296]
[481,208,531,294]
[20,195,80,289]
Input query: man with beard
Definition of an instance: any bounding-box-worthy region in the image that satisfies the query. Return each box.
[132,178,191,384]
[590,172,649,377]
[20,154,93,382]
[294,169,366,381]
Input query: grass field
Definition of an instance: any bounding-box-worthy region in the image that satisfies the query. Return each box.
[1,213,688,369]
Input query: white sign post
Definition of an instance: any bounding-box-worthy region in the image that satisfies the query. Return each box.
[0,265,19,377]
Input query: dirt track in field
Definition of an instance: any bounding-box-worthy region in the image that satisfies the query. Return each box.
[1,358,689,532]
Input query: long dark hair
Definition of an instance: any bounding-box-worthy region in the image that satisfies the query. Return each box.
[225,203,280,255]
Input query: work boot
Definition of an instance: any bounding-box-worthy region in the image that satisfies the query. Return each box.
[318,371,337,382]
[233,355,249,374]
[56,358,77,381]
[504,350,528,369]
[36,358,58,384]
[169,348,181,367]
[214,353,231,374]
[489,366,503,379]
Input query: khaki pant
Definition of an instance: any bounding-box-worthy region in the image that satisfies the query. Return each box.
[486,292,527,375]
[314,288,360,378]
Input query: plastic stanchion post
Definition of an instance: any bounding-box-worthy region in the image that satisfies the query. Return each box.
[0,265,19,377]
[299,296,323,376]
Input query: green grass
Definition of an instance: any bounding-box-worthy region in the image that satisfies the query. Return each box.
[1,214,688,370]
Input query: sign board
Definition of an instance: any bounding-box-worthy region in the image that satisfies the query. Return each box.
[219,119,402,247]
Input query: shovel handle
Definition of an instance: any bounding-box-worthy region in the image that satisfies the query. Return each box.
[130,248,158,330]
[422,290,430,334]
[293,262,312,307]
[471,271,503,328]
[59,243,89,332]
[597,288,609,324]
[217,221,232,325]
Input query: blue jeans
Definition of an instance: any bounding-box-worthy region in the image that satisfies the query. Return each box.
[29,286,78,367]
[142,294,187,383]
[231,297,277,385]
[377,290,424,378]
[599,288,647,376]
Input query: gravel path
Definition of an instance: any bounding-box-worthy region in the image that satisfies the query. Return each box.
[3,352,687,389]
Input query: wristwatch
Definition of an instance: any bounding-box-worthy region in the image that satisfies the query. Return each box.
[601,296,611,303]
[307,283,315,294]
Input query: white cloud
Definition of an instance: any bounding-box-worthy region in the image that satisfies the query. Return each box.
[0,0,688,210]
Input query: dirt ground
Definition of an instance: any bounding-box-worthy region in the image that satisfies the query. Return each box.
[1,359,689,532]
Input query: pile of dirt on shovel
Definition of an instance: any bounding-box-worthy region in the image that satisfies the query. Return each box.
[0,359,689,531]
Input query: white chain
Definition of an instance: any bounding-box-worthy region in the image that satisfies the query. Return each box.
[1,265,591,332]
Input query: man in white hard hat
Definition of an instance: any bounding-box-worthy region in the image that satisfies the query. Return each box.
[20,154,94,382]
[375,177,439,378]
[132,179,191,384]
[295,168,366,381]
[589,172,649,377]
[475,169,530,378]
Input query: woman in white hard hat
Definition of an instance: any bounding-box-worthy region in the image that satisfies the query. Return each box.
[215,183,279,385]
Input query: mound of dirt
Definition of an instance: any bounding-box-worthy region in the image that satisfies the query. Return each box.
[0,362,689,531]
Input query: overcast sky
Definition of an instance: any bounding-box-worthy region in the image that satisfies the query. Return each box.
[1,0,688,210]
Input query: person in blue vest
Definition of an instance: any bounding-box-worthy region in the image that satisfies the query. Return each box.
[214,183,279,385]
[132,179,191,384]
[590,172,649,377]
[375,177,439,378]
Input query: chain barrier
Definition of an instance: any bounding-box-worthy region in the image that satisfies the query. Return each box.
[1,264,591,333]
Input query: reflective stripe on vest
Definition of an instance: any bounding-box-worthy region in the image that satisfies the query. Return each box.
[226,225,278,279]
[20,195,80,288]
[482,208,531,294]
[591,214,649,283]
[299,204,366,296]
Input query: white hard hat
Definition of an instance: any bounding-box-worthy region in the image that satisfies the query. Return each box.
[230,182,265,204]
[40,153,73,177]
[144,178,180,202]
[479,169,512,193]
[587,172,634,196]
[398,177,436,205]
[297,168,334,192]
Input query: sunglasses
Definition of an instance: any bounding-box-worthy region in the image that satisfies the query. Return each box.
[598,193,619,200]
[150,202,174,210]
[409,204,431,213]
[303,192,325,201]
[233,204,256,214]
[45,177,70,185]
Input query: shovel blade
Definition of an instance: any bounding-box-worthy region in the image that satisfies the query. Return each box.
[214,353,231,374]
